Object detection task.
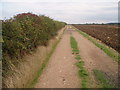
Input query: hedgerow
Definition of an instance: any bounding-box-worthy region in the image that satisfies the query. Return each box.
[2,13,66,75]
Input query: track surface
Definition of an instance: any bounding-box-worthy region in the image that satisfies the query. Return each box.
[35,25,118,88]
[35,26,80,88]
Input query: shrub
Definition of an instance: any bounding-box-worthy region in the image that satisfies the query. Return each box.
[2,12,66,74]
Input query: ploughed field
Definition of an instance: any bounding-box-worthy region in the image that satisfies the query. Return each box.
[73,25,119,53]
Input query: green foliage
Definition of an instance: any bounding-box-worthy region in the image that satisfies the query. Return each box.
[93,69,114,88]
[2,12,66,75]
[70,36,89,88]
[75,55,81,60]
[70,36,79,54]
[76,61,89,88]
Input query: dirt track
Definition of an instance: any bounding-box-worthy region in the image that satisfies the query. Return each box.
[35,25,118,88]
[35,26,80,88]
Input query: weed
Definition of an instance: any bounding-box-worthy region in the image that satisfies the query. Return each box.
[93,69,114,88]
[75,55,81,60]
[70,36,89,88]
[70,36,79,54]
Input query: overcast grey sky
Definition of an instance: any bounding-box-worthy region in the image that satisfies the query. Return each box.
[0,0,119,24]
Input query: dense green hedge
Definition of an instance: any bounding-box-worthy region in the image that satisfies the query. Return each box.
[2,13,66,73]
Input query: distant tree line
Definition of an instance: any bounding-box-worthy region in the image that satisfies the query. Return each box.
[71,23,119,25]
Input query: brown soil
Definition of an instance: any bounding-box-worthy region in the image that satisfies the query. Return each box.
[35,25,118,88]
[73,25,119,53]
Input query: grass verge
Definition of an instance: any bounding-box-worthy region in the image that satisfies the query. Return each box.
[93,69,115,88]
[27,31,64,88]
[70,36,89,88]
[75,28,120,61]
[70,36,79,54]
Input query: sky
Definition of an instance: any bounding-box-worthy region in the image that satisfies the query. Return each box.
[0,0,119,24]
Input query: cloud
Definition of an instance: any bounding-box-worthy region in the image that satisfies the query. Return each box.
[1,0,119,2]
[1,0,118,24]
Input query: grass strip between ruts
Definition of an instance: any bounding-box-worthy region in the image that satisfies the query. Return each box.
[70,36,89,88]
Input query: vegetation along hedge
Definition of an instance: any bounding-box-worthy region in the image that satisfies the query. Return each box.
[2,12,66,75]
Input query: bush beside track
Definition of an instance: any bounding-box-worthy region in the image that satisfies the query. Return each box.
[2,13,66,75]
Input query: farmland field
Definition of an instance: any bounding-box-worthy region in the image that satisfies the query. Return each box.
[2,0,120,88]
[73,25,119,53]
